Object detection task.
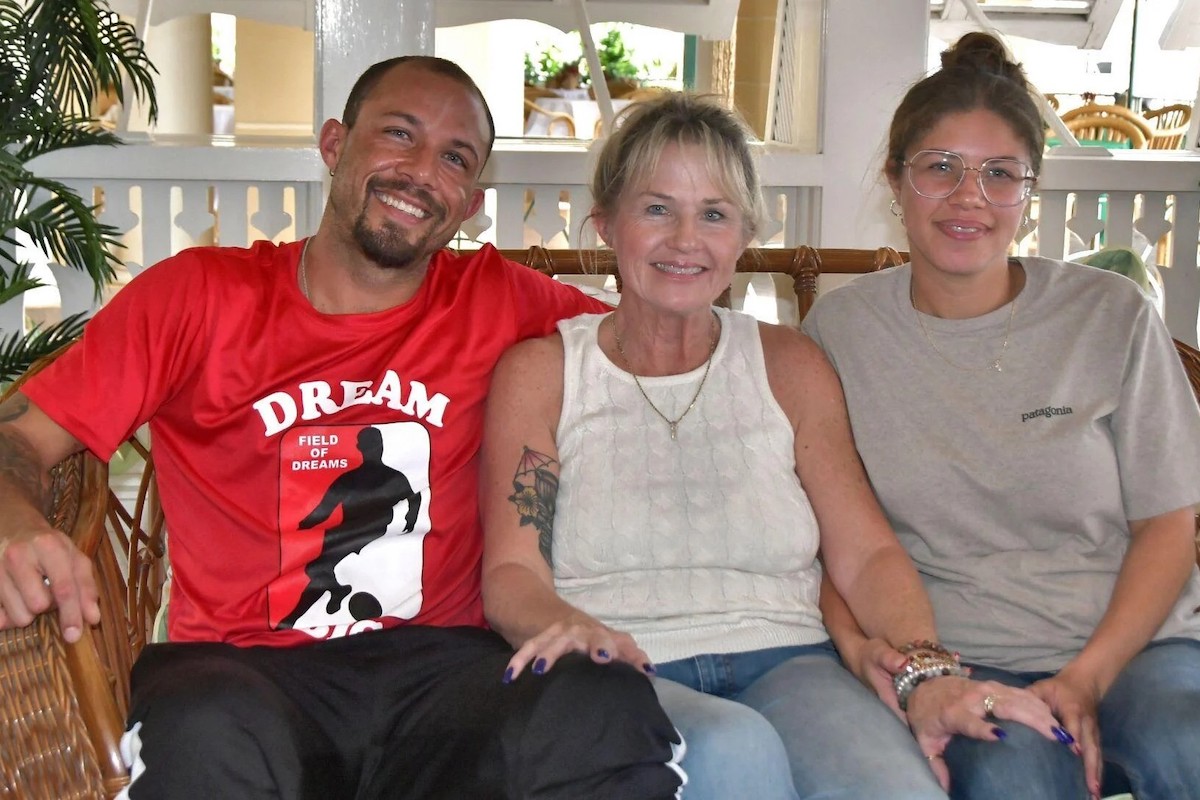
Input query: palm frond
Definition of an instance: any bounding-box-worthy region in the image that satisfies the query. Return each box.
[0,262,45,304]
[11,189,121,290]
[0,311,87,386]
[16,115,119,161]
[23,0,157,124]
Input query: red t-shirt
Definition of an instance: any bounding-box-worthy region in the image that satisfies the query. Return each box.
[24,241,605,647]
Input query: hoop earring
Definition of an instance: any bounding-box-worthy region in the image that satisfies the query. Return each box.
[890,199,903,222]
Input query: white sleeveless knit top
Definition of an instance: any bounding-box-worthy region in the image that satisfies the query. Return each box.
[553,308,827,663]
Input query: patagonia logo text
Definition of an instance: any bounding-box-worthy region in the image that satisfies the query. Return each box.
[1021,405,1074,423]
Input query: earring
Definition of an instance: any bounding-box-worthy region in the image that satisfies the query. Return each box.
[890,199,903,222]
[329,170,335,177]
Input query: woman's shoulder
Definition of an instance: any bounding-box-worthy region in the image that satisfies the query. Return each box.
[1020,255,1153,316]
[807,264,909,319]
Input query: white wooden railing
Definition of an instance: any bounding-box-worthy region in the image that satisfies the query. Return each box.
[11,137,1200,346]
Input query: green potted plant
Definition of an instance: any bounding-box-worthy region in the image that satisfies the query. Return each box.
[0,0,157,385]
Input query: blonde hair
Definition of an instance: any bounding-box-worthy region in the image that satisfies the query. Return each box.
[589,92,765,240]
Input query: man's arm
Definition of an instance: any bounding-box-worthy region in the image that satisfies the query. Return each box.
[0,392,97,642]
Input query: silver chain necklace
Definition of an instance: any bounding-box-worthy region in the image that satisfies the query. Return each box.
[910,281,1016,373]
[613,313,719,441]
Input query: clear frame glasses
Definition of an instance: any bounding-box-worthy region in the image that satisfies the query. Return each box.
[903,149,1036,207]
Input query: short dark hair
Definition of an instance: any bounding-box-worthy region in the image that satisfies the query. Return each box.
[341,56,497,165]
[885,32,1044,181]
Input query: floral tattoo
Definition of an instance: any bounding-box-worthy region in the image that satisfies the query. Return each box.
[508,447,559,566]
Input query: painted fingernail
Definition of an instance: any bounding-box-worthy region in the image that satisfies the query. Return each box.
[502,667,514,684]
[597,649,610,659]
[992,727,1008,741]
[643,662,656,675]
[1052,726,1075,745]
[533,658,547,675]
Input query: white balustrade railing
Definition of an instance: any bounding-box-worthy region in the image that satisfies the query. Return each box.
[10,137,1200,345]
[1032,148,1200,346]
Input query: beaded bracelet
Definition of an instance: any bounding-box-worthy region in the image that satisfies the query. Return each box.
[893,647,970,711]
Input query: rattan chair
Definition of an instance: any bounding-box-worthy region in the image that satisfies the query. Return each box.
[1062,114,1149,149]
[1144,104,1192,150]
[1060,103,1154,146]
[522,99,576,138]
[496,245,907,324]
[0,345,166,799]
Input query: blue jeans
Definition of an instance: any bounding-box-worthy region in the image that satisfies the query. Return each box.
[945,638,1200,800]
[653,641,947,800]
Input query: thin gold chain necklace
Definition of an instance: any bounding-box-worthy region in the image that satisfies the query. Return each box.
[910,281,1017,373]
[613,312,719,441]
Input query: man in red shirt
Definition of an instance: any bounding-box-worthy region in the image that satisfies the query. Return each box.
[0,56,683,799]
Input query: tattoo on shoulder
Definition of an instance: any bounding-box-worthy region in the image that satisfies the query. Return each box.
[0,395,30,424]
[507,446,560,566]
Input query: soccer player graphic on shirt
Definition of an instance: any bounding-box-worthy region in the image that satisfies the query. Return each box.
[275,423,432,633]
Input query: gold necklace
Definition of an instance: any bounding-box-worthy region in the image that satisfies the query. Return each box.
[910,281,1017,373]
[613,313,719,441]
[298,238,311,301]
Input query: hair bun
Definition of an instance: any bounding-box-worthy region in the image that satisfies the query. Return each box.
[940,31,1028,87]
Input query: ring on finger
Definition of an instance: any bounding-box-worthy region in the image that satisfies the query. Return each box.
[983,693,998,717]
[925,753,941,762]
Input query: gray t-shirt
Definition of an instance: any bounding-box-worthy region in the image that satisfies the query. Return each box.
[803,257,1200,671]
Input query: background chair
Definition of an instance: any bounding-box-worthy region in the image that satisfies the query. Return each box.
[1060,103,1154,144]
[1062,114,1148,149]
[522,99,576,138]
[1143,104,1192,150]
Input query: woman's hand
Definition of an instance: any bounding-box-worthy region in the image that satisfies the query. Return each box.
[1028,668,1103,799]
[843,637,908,717]
[906,676,1075,788]
[503,611,652,682]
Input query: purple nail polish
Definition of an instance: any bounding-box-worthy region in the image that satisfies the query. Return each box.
[598,649,610,659]
[992,727,1007,741]
[502,667,514,684]
[533,658,547,675]
[1052,726,1075,745]
[643,662,656,675]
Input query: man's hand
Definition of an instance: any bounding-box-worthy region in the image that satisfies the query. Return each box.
[0,528,99,642]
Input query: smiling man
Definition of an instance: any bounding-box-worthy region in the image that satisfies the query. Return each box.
[0,57,683,799]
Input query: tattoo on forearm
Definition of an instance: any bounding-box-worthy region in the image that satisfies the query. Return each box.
[0,428,46,511]
[0,395,30,424]
[508,447,560,566]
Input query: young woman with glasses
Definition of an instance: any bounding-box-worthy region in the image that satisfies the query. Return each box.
[804,31,1200,800]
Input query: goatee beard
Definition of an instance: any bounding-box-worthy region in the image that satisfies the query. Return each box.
[353,217,424,270]
[351,179,447,269]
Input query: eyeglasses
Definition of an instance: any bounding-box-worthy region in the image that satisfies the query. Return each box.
[902,149,1036,207]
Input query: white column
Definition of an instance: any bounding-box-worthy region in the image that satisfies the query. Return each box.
[129,13,213,135]
[819,0,928,249]
[315,0,436,125]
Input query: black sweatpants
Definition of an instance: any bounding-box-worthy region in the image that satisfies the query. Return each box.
[122,625,683,799]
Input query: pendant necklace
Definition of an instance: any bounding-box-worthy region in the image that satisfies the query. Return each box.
[613,313,719,440]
